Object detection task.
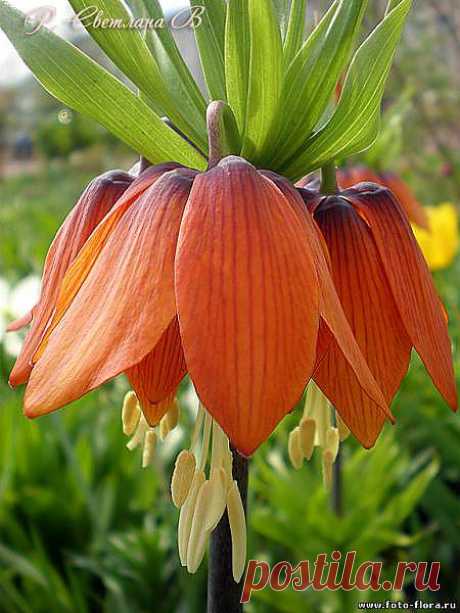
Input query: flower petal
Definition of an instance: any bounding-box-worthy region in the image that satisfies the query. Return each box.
[126,317,186,425]
[314,199,413,445]
[263,173,394,447]
[352,184,457,411]
[24,169,194,417]
[380,172,429,229]
[175,156,320,456]
[33,164,187,364]
[9,170,133,387]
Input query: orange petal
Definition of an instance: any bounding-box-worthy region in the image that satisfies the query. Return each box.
[380,172,429,229]
[352,184,457,411]
[126,317,186,425]
[33,164,187,364]
[9,170,133,387]
[313,198,413,445]
[24,169,194,418]
[175,156,320,456]
[262,173,394,448]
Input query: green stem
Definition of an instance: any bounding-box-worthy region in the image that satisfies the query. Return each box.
[320,162,338,194]
[206,101,240,169]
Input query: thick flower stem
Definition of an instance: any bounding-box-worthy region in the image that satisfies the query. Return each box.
[206,101,240,169]
[207,448,249,613]
[320,162,338,194]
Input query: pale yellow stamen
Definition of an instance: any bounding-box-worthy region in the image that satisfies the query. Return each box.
[121,391,140,436]
[288,427,303,470]
[186,479,213,573]
[325,426,340,462]
[190,403,205,450]
[127,414,148,451]
[299,418,316,460]
[198,411,212,471]
[178,470,205,566]
[171,450,197,508]
[159,416,170,440]
[142,430,157,468]
[289,384,347,491]
[166,400,180,430]
[302,381,331,447]
[227,480,247,583]
[203,468,227,532]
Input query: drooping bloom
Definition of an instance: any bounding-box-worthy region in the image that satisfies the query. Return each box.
[334,165,429,229]
[12,156,391,456]
[412,203,459,271]
[9,156,396,580]
[294,179,457,446]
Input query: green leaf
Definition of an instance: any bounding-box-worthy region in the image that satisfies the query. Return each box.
[0,1,206,170]
[281,0,412,180]
[283,0,307,67]
[272,0,367,168]
[133,0,208,151]
[241,0,283,162]
[67,0,166,112]
[68,0,205,150]
[386,0,403,13]
[271,0,290,39]
[190,0,227,101]
[225,0,250,136]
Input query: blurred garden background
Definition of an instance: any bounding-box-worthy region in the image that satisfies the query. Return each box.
[0,0,459,611]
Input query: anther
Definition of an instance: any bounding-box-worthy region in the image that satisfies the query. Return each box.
[171,450,197,508]
[127,414,148,451]
[178,470,205,566]
[325,427,340,462]
[142,430,157,468]
[299,418,316,460]
[121,390,140,436]
[288,427,303,470]
[186,479,213,573]
[227,480,247,583]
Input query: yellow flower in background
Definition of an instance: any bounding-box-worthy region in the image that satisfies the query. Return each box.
[412,203,459,270]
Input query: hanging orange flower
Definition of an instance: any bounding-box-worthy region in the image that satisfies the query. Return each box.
[294,178,457,444]
[10,157,392,456]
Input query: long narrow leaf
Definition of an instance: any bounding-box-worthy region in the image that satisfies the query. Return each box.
[225,0,250,136]
[190,0,227,101]
[67,0,167,112]
[241,0,283,162]
[68,0,205,150]
[272,0,367,167]
[0,1,206,169]
[283,0,307,67]
[133,0,208,151]
[281,0,412,180]
[272,0,290,39]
